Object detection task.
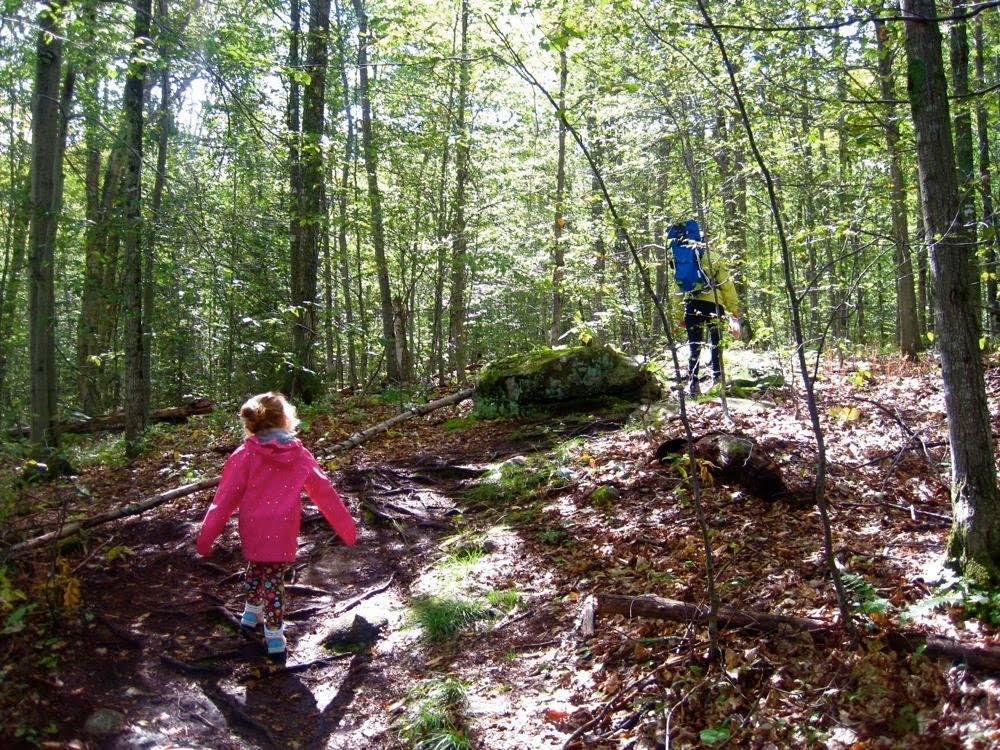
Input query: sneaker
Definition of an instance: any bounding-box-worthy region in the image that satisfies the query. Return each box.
[688,379,701,398]
[240,604,263,635]
[264,626,286,663]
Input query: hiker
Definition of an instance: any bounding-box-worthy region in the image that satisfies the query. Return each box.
[196,391,357,662]
[667,220,741,396]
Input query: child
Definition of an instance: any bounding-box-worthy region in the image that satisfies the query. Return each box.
[196,392,357,661]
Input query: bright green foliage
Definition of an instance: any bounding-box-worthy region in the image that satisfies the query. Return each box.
[901,570,1000,627]
[410,595,486,643]
[397,676,471,750]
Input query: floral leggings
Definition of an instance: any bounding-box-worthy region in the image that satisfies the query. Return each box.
[244,562,287,629]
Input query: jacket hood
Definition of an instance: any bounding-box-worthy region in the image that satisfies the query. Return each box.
[245,433,304,465]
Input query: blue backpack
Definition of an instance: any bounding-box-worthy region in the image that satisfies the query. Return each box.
[667,219,713,294]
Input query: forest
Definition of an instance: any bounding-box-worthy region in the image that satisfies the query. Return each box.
[1,0,1000,747]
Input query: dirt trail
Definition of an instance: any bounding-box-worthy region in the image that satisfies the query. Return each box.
[42,415,590,749]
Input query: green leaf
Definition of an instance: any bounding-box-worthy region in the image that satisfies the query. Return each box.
[700,726,731,745]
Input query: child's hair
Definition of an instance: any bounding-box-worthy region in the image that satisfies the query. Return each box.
[239,392,300,436]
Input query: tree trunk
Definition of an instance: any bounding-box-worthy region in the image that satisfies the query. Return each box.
[448,0,470,385]
[949,0,978,304]
[288,0,330,403]
[28,4,67,449]
[903,0,1000,582]
[0,175,28,423]
[333,0,359,389]
[875,16,921,360]
[974,18,999,333]
[142,0,172,414]
[122,0,152,457]
[549,45,568,345]
[353,0,401,384]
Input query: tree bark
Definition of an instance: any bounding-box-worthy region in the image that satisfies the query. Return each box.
[28,4,66,449]
[288,0,330,403]
[974,18,999,333]
[332,0,359,389]
[448,0,471,385]
[353,0,402,384]
[549,45,568,345]
[903,0,1000,582]
[874,16,921,360]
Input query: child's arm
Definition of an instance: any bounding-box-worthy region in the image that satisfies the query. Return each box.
[196,447,250,556]
[303,455,357,546]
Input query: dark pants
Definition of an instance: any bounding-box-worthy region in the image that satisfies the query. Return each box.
[685,299,725,383]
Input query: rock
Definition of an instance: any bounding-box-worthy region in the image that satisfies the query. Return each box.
[83,708,126,736]
[321,613,385,652]
[474,344,661,415]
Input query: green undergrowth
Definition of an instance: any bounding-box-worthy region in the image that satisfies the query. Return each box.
[461,442,577,508]
[901,569,1000,627]
[396,676,472,750]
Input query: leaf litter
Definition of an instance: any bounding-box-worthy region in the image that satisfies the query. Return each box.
[0,354,998,748]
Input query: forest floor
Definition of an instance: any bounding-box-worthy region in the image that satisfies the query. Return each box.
[2,349,1000,749]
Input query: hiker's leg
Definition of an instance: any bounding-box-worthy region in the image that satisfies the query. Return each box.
[257,562,286,631]
[241,562,266,629]
[708,312,724,381]
[258,562,287,659]
[684,306,705,382]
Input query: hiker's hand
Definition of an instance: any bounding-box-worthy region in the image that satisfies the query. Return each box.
[729,316,740,339]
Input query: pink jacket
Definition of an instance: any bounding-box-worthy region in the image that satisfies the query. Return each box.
[196,434,357,562]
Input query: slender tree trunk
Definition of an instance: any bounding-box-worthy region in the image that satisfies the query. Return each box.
[974,18,999,332]
[28,4,67,449]
[140,0,171,412]
[875,15,921,359]
[949,0,978,303]
[332,0,359,388]
[0,174,29,423]
[448,0,470,385]
[353,0,400,383]
[903,0,1000,582]
[549,46,568,345]
[123,0,152,456]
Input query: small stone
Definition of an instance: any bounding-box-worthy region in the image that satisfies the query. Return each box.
[83,708,126,736]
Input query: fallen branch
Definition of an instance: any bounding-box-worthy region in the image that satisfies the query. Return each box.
[326,387,474,453]
[10,476,222,556]
[588,593,1000,674]
[9,388,476,555]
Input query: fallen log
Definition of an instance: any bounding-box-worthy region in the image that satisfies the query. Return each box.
[8,388,475,556]
[6,398,215,438]
[593,593,831,638]
[586,593,1000,674]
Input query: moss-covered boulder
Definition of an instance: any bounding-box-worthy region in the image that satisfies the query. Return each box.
[474,344,661,416]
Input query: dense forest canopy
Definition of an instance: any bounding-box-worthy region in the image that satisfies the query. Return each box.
[0,0,998,415]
